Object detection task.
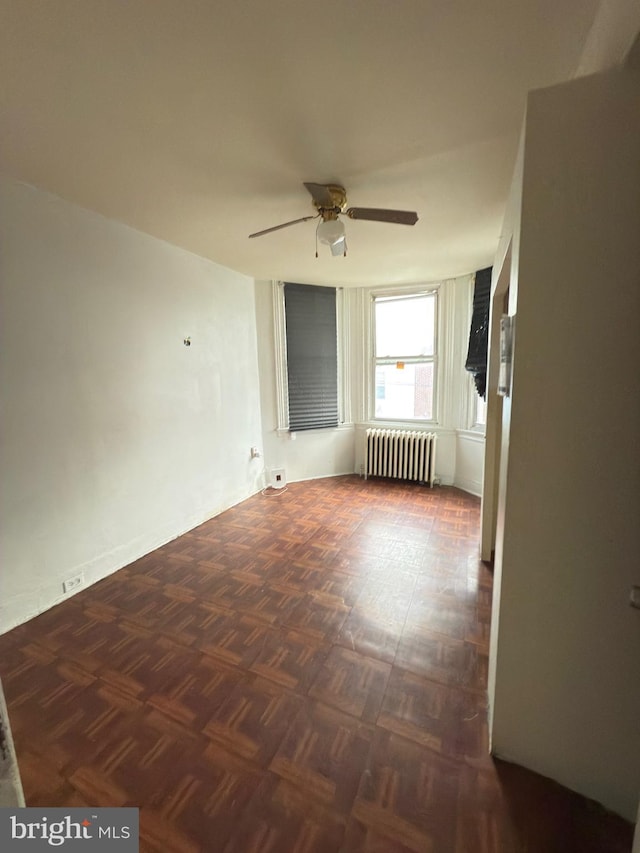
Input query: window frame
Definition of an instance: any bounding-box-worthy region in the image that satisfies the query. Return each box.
[465,375,487,432]
[273,280,350,433]
[367,284,442,426]
[464,275,488,434]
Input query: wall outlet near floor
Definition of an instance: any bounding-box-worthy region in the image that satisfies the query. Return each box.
[63,573,84,595]
[270,468,287,489]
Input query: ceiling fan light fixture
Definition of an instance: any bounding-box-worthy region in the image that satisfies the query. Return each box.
[316,217,345,247]
[248,182,418,254]
[330,236,347,257]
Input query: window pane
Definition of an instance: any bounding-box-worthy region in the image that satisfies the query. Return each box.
[375,295,435,357]
[375,362,434,420]
[475,394,487,426]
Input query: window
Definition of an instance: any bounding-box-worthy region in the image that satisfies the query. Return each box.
[283,282,338,431]
[475,393,487,427]
[373,291,437,421]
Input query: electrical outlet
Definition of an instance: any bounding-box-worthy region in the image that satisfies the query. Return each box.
[270,468,286,489]
[63,573,84,595]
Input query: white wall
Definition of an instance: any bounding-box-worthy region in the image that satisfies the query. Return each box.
[489,71,640,821]
[254,276,484,490]
[455,432,485,497]
[0,177,264,633]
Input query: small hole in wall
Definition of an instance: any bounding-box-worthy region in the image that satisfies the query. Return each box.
[183,337,191,346]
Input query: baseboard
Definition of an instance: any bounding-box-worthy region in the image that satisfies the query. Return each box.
[454,476,483,497]
[0,487,262,636]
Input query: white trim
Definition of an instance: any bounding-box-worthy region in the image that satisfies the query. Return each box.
[364,282,442,425]
[272,280,289,431]
[462,274,476,429]
[286,469,356,484]
[439,282,454,427]
[337,286,351,424]
[356,420,455,437]
[276,423,355,439]
[272,280,349,433]
[367,282,441,299]
[465,374,488,432]
[456,428,486,443]
[357,287,371,423]
[454,476,483,497]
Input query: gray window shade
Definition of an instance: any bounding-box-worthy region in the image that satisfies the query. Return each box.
[284,282,338,431]
[465,266,492,398]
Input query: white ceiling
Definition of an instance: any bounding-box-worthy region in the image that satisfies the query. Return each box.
[1,0,603,286]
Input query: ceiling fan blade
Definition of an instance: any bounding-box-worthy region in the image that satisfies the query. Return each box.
[330,236,347,257]
[346,207,419,225]
[248,215,317,238]
[303,182,336,208]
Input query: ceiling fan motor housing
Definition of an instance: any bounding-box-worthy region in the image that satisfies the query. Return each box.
[311,184,347,220]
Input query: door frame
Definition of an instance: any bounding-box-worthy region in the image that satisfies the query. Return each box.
[480,241,512,562]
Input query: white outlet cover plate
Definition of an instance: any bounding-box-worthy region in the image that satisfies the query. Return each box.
[63,575,83,594]
[270,468,286,489]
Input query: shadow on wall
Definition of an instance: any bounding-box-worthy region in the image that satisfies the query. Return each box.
[492,759,634,853]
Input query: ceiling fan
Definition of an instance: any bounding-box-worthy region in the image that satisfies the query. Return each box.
[248,182,419,257]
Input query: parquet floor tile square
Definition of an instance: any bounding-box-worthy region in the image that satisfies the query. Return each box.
[99,631,199,700]
[15,749,71,807]
[68,709,199,808]
[249,628,330,692]
[264,560,323,592]
[336,608,404,664]
[395,628,488,692]
[341,818,420,853]
[404,594,475,641]
[345,535,426,566]
[230,579,305,626]
[377,668,488,759]
[222,777,346,853]
[355,519,435,545]
[147,599,232,649]
[353,580,415,623]
[0,477,633,852]
[202,674,304,766]
[284,594,350,644]
[147,654,245,727]
[197,613,274,669]
[269,702,374,816]
[308,647,391,722]
[352,729,459,853]
[294,542,352,574]
[2,642,96,733]
[307,570,365,608]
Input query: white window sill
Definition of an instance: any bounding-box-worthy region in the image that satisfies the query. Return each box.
[276,423,355,439]
[456,428,486,442]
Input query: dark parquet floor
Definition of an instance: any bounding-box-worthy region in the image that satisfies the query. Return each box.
[0,476,633,852]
